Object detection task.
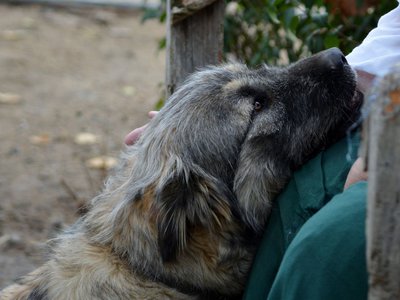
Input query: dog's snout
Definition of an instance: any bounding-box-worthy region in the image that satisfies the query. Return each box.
[290,47,350,77]
[322,48,348,70]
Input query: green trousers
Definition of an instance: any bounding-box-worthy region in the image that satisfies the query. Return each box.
[243,135,368,300]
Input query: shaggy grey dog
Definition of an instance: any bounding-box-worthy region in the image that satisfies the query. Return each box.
[1,48,362,300]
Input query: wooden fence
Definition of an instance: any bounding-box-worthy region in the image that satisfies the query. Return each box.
[165,0,224,97]
[365,68,400,300]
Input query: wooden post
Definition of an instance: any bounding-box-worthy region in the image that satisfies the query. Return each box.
[165,0,225,98]
[365,67,400,300]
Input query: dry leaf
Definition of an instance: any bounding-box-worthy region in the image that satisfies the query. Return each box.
[86,156,117,170]
[74,132,100,145]
[122,86,136,97]
[0,93,22,104]
[29,134,50,145]
[80,28,99,40]
[21,18,37,29]
[1,30,26,41]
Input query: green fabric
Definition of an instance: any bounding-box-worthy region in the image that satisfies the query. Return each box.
[268,182,367,300]
[242,135,365,300]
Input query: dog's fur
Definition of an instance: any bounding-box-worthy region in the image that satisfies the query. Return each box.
[1,48,362,300]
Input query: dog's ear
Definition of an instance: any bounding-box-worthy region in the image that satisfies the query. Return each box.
[155,170,236,262]
[155,171,191,263]
[234,146,291,233]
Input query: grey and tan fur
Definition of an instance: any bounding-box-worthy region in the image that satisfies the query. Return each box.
[1,48,362,300]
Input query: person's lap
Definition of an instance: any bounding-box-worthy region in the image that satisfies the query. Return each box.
[267,181,368,300]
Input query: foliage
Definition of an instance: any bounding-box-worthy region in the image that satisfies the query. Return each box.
[142,0,397,66]
[224,0,396,66]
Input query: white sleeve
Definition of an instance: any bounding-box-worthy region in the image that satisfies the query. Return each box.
[346,2,400,76]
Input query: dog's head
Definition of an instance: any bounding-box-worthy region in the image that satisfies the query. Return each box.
[233,47,363,230]
[100,48,361,288]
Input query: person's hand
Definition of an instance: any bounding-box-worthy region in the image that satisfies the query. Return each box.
[344,157,368,190]
[342,70,374,189]
[124,111,158,145]
[355,69,375,94]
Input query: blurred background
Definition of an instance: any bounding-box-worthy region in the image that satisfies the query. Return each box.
[0,0,165,287]
[0,0,396,288]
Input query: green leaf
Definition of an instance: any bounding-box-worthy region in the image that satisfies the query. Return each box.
[290,15,300,33]
[158,37,166,50]
[324,35,340,49]
[155,98,165,110]
[146,0,397,66]
[283,8,294,29]
[303,0,315,9]
[141,8,160,23]
[266,9,280,24]
[271,0,285,6]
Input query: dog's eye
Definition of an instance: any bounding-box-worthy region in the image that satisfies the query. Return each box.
[254,101,263,112]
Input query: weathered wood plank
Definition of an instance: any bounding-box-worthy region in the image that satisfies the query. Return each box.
[366,68,400,300]
[165,0,224,97]
[170,0,219,23]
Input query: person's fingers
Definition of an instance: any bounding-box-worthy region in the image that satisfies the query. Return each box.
[124,124,148,145]
[344,157,368,190]
[148,111,158,118]
[355,69,375,94]
[124,111,159,145]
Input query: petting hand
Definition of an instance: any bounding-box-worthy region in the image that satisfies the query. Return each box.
[342,69,374,190]
[355,69,375,94]
[344,157,368,190]
[124,111,158,145]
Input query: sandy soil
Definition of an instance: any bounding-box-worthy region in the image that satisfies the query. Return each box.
[0,4,165,288]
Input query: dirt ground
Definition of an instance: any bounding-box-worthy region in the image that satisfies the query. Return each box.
[0,4,165,288]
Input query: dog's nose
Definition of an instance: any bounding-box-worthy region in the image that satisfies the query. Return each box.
[322,48,348,70]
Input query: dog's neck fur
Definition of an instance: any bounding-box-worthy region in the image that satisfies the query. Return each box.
[82,139,256,298]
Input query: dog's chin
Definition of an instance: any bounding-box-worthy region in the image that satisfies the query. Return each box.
[297,88,363,168]
[342,87,364,126]
[347,66,364,111]
[351,89,364,112]
[345,89,364,129]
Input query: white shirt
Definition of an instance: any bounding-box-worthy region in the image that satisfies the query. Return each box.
[346,2,400,76]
